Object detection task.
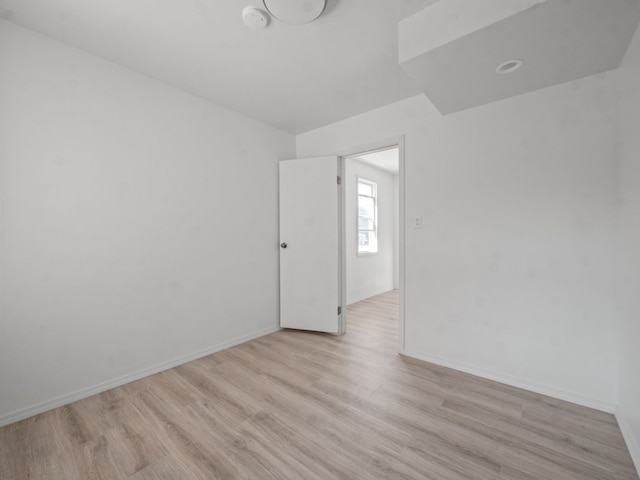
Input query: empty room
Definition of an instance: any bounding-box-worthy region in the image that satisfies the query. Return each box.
[1,0,640,478]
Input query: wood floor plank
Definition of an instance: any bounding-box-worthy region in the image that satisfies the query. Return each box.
[1,290,637,479]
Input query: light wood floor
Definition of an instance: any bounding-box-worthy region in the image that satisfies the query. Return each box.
[1,290,638,479]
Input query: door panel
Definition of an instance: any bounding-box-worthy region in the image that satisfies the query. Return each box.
[279,156,340,333]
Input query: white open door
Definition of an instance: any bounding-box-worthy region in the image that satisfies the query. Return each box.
[279,156,340,333]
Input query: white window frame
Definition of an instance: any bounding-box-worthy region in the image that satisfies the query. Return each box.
[357,177,378,256]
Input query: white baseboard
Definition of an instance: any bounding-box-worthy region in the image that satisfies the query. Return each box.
[347,287,395,306]
[0,325,281,427]
[617,408,640,474]
[403,350,618,414]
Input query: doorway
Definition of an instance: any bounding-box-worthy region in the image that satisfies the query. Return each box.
[340,140,404,352]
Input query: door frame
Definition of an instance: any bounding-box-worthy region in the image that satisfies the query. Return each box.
[338,136,406,354]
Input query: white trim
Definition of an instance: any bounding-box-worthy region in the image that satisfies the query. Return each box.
[617,407,640,474]
[347,289,396,306]
[0,325,281,427]
[339,157,347,334]
[403,349,618,414]
[337,158,344,333]
[397,137,406,354]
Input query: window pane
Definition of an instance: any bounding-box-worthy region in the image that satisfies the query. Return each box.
[358,231,378,254]
[358,182,373,196]
[358,216,373,230]
[358,195,375,219]
[358,194,375,230]
[357,178,378,255]
[359,231,371,247]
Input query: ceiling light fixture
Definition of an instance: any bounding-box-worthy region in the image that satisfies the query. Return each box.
[263,0,326,25]
[496,59,524,75]
[242,6,269,29]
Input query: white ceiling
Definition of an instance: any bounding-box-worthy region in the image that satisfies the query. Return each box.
[399,0,640,115]
[0,0,439,134]
[2,0,639,133]
[351,147,399,175]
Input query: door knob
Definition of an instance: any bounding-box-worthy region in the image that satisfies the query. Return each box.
[280,242,288,249]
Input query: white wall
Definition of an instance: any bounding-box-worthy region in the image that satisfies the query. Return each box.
[616,24,640,472]
[0,21,295,424]
[298,74,619,411]
[345,159,396,304]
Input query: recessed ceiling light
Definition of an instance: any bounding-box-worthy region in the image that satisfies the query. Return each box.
[263,0,326,25]
[242,6,269,29]
[496,59,524,75]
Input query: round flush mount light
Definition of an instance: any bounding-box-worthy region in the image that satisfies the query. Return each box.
[496,59,524,75]
[263,0,326,24]
[242,6,269,29]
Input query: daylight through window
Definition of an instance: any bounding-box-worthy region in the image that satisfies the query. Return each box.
[357,178,378,255]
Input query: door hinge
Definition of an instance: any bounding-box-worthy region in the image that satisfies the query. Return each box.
[338,306,342,315]
[337,175,341,185]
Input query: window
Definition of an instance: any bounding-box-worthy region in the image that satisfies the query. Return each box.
[357,178,378,255]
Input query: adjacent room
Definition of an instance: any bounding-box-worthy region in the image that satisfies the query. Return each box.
[1,0,640,478]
